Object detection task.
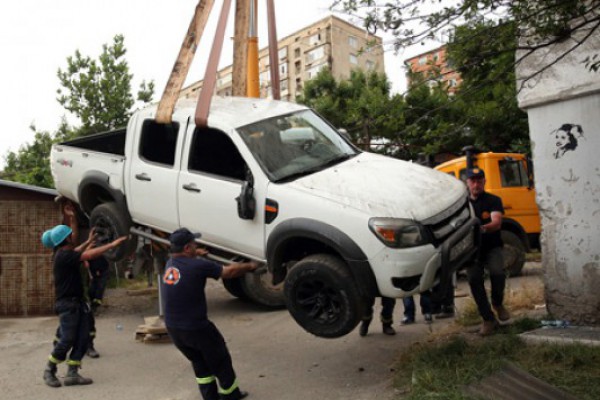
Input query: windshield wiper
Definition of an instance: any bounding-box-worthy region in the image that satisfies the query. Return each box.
[274,153,355,183]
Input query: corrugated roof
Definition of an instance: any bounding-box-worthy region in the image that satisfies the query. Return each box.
[0,179,57,196]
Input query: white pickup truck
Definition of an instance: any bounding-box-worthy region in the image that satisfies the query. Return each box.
[51,96,477,338]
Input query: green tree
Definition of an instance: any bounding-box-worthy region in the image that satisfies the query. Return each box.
[57,34,154,135]
[3,120,76,187]
[447,21,530,152]
[3,35,154,188]
[298,69,406,154]
[334,1,599,76]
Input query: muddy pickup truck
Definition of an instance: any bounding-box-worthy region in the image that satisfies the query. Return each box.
[50,96,477,338]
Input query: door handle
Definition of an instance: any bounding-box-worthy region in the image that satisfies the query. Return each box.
[183,183,201,193]
[135,173,151,182]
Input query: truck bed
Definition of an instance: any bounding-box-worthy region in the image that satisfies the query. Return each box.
[59,128,127,156]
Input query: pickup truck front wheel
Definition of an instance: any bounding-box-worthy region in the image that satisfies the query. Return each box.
[501,230,526,276]
[284,254,364,338]
[90,202,136,261]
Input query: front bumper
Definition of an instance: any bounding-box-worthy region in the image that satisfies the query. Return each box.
[371,216,479,298]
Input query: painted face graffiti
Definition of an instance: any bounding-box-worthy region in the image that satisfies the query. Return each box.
[551,123,584,159]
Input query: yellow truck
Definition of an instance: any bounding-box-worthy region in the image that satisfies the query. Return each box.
[435,148,540,275]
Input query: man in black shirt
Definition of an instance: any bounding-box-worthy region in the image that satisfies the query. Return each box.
[42,212,127,388]
[163,228,257,400]
[466,168,510,336]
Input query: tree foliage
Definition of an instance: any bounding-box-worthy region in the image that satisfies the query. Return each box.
[2,120,76,187]
[3,35,154,188]
[298,69,405,154]
[57,34,154,135]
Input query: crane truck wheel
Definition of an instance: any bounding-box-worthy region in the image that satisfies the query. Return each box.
[284,254,364,338]
[240,268,285,309]
[90,202,136,262]
[501,230,526,276]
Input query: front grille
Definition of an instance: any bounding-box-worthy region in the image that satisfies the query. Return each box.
[422,197,470,245]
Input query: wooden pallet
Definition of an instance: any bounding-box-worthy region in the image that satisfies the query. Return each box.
[135,316,171,343]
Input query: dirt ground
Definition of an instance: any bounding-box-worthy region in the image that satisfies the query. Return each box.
[0,264,544,400]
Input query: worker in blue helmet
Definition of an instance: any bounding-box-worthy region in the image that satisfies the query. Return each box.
[42,203,128,388]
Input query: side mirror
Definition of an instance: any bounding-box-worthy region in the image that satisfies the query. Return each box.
[236,181,256,220]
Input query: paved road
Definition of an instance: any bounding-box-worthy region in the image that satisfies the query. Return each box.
[0,264,543,400]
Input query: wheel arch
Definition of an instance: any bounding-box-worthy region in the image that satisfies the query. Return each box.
[501,218,529,251]
[78,171,128,216]
[266,218,379,298]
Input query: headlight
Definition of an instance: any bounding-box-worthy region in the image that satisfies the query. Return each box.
[368,218,429,248]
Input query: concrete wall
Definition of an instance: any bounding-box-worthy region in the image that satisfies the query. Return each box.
[516,11,600,324]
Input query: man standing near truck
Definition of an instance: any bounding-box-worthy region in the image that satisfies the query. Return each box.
[42,211,127,387]
[466,168,510,336]
[163,228,258,400]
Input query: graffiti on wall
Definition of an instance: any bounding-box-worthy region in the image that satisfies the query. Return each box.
[550,123,584,159]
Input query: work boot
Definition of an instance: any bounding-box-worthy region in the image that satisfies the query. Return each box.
[359,319,371,337]
[479,320,498,336]
[435,305,455,319]
[43,361,61,388]
[63,364,93,386]
[382,323,396,335]
[86,345,100,358]
[493,305,510,322]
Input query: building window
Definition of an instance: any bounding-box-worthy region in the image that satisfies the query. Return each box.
[281,79,288,93]
[294,48,301,58]
[294,60,301,74]
[348,35,358,48]
[296,77,302,92]
[260,70,270,86]
[309,32,321,46]
[448,79,458,88]
[280,63,288,78]
[366,60,375,70]
[418,56,427,66]
[306,63,327,79]
[349,54,358,65]
[278,47,287,60]
[306,46,325,63]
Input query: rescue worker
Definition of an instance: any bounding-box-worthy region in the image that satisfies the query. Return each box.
[359,297,396,336]
[162,228,257,400]
[86,255,109,358]
[466,168,510,336]
[42,214,127,388]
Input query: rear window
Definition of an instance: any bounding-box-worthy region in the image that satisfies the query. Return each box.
[139,120,180,166]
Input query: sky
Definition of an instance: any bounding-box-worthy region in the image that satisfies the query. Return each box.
[0,0,439,169]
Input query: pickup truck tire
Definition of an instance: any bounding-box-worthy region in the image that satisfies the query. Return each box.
[502,230,526,276]
[222,277,250,301]
[284,254,363,338]
[90,202,136,261]
[241,270,285,308]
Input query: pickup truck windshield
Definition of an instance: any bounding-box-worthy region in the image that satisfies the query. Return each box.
[237,110,358,182]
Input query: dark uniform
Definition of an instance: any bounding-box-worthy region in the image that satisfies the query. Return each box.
[468,191,505,322]
[162,256,243,400]
[49,249,91,369]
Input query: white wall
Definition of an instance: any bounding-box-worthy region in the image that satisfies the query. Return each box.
[517,12,600,324]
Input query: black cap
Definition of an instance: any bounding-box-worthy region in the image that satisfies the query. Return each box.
[169,228,201,248]
[466,168,485,179]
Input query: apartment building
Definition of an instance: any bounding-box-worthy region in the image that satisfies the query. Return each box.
[179,15,384,102]
[405,45,462,93]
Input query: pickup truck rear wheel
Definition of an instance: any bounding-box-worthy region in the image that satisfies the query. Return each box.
[502,230,526,276]
[222,277,250,301]
[240,268,285,308]
[284,254,364,338]
[90,202,136,261]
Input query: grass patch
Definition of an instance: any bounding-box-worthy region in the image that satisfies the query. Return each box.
[392,325,600,399]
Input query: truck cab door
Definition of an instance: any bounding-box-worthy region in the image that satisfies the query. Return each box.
[127,118,186,232]
[177,125,266,258]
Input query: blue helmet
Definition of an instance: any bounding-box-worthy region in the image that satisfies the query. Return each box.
[41,230,54,249]
[50,225,72,247]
